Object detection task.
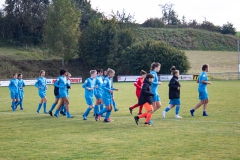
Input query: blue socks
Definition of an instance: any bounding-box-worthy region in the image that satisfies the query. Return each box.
[37,103,42,113]
[113,100,119,111]
[100,104,104,111]
[43,102,47,113]
[54,109,60,117]
[94,105,99,115]
[176,105,180,115]
[83,107,92,117]
[98,107,108,115]
[105,110,112,120]
[165,106,171,112]
[50,103,57,112]
[11,101,16,111]
[19,99,23,109]
[66,111,73,118]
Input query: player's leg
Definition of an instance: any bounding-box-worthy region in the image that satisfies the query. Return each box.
[49,98,59,116]
[162,104,175,118]
[203,99,209,116]
[43,97,48,114]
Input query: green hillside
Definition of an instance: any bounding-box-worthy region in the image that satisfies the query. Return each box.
[137,28,240,51]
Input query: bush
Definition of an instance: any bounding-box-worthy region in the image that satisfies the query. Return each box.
[142,18,165,28]
[120,41,190,74]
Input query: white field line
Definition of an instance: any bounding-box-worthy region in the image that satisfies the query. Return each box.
[0,112,239,125]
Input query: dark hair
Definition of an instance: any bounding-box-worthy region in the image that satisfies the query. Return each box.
[60,68,67,75]
[39,70,45,76]
[150,62,161,71]
[140,70,147,75]
[202,64,209,71]
[170,66,176,74]
[13,73,17,77]
[146,74,154,79]
[18,73,22,77]
[97,69,103,74]
[172,70,179,76]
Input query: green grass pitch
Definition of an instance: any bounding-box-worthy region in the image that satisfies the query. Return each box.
[0,81,239,159]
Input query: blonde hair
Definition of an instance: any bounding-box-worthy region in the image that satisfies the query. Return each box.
[90,70,97,75]
[107,68,115,75]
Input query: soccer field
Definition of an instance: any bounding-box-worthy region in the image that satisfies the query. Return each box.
[0,81,239,159]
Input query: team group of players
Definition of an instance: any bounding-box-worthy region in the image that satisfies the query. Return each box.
[7,62,211,125]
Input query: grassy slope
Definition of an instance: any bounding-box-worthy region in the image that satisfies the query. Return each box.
[137,28,240,51]
[0,82,240,159]
[185,51,238,73]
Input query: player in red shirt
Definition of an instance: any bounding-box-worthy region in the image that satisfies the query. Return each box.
[129,70,147,115]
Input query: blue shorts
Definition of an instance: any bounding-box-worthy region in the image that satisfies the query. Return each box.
[38,91,46,99]
[199,90,208,100]
[169,98,181,105]
[59,90,68,98]
[85,94,94,106]
[102,95,113,106]
[94,90,102,99]
[55,95,60,99]
[152,93,160,102]
[11,92,19,99]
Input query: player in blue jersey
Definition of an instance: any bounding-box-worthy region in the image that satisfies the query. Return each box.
[8,73,19,111]
[93,69,104,117]
[162,66,182,119]
[82,70,97,120]
[16,74,25,110]
[95,69,119,123]
[190,64,211,116]
[35,70,48,114]
[59,72,71,116]
[149,62,162,124]
[53,69,73,118]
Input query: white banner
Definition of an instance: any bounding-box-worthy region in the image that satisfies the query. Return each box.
[118,75,193,82]
[0,77,82,87]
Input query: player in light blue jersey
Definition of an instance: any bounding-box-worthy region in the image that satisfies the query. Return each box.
[190,64,211,116]
[35,70,48,114]
[95,69,119,123]
[16,74,25,110]
[54,69,73,118]
[82,70,97,120]
[149,62,162,125]
[93,69,105,117]
[8,73,19,111]
[59,72,71,116]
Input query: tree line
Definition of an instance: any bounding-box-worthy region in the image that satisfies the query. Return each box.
[0,0,191,74]
[142,2,237,35]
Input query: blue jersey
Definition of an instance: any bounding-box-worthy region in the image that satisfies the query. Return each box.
[56,76,67,91]
[18,79,25,97]
[8,78,19,94]
[198,71,208,90]
[102,77,115,97]
[82,77,96,97]
[95,76,103,92]
[150,70,159,93]
[35,77,47,92]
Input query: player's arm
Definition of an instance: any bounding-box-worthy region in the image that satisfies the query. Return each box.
[201,75,211,84]
[34,79,40,88]
[134,78,141,89]
[8,80,13,91]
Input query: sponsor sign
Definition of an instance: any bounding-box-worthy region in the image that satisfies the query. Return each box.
[193,75,211,81]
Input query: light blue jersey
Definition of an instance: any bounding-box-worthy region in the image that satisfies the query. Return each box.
[102,77,116,106]
[8,78,19,94]
[56,76,67,98]
[150,70,160,102]
[18,79,26,99]
[66,79,71,97]
[198,71,208,89]
[94,76,103,99]
[150,70,159,93]
[9,78,19,99]
[198,71,209,100]
[82,77,96,105]
[35,76,47,98]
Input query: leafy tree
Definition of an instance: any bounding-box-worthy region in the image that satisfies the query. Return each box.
[3,0,50,44]
[221,22,236,35]
[120,41,190,74]
[44,0,81,67]
[159,3,180,25]
[73,0,102,30]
